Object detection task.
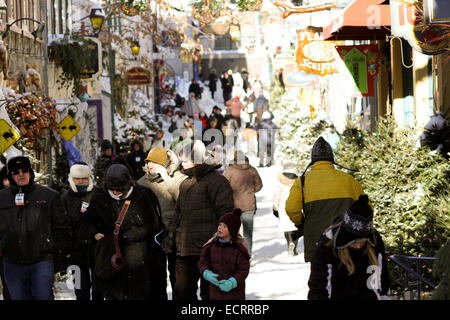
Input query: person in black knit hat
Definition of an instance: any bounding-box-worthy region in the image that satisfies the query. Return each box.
[308,195,391,300]
[286,136,367,263]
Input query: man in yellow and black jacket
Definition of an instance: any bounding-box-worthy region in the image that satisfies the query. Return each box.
[285,137,366,263]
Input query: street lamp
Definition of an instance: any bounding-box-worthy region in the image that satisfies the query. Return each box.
[1,18,46,40]
[89,8,105,32]
[130,40,140,56]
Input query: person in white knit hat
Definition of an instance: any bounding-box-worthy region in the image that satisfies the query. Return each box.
[61,162,103,300]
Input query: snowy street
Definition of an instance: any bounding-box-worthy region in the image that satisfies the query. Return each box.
[49,158,311,300]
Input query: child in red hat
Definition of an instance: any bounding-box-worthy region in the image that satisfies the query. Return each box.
[197,208,250,300]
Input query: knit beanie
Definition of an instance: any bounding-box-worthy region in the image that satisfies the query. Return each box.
[219,208,242,238]
[311,136,334,164]
[146,147,168,166]
[335,195,374,249]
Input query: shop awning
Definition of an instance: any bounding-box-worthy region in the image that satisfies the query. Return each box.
[323,0,391,40]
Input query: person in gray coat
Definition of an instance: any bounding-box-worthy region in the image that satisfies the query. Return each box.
[137,147,187,295]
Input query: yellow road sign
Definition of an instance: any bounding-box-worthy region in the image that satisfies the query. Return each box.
[58,115,80,141]
[0,119,20,153]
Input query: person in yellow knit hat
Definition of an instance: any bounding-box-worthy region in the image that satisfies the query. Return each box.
[285,136,367,263]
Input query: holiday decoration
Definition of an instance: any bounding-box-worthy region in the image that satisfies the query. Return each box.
[5,93,58,149]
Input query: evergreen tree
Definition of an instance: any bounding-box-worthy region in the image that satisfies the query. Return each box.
[432,239,450,300]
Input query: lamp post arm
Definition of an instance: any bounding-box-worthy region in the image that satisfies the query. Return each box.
[2,17,44,39]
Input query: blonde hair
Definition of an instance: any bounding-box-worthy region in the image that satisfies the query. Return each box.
[324,222,378,275]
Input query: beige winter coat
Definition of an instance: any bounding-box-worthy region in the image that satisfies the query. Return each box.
[223,162,263,212]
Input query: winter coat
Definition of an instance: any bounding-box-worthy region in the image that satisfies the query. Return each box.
[285,161,365,262]
[308,229,390,300]
[189,83,202,99]
[223,162,263,212]
[174,163,234,257]
[256,119,278,146]
[0,182,72,266]
[208,73,218,92]
[198,237,250,300]
[273,171,298,232]
[184,98,201,117]
[226,98,245,118]
[61,189,95,266]
[126,140,146,180]
[94,154,115,187]
[137,160,187,253]
[79,177,164,300]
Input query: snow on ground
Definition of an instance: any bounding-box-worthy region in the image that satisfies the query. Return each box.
[1,158,310,300]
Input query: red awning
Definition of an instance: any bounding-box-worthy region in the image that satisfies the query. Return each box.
[323,0,391,40]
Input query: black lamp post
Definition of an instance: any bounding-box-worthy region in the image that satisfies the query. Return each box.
[1,18,46,40]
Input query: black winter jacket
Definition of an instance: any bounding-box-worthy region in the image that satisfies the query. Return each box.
[0,183,72,265]
[61,189,95,265]
[308,230,390,300]
[79,183,165,300]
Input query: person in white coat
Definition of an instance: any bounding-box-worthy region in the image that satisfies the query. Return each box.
[273,160,302,256]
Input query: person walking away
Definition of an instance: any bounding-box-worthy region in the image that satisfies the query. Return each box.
[94,139,116,187]
[198,209,250,300]
[226,96,245,129]
[221,72,233,104]
[0,156,72,300]
[223,151,262,258]
[184,92,201,118]
[79,164,166,300]
[126,138,146,181]
[308,195,391,300]
[0,160,10,300]
[241,70,251,95]
[272,160,302,256]
[172,140,234,300]
[137,148,187,296]
[285,136,367,263]
[253,92,269,125]
[208,69,218,100]
[256,111,278,167]
[61,162,104,300]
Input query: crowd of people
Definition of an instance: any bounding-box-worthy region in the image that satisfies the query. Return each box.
[0,132,391,301]
[0,69,391,301]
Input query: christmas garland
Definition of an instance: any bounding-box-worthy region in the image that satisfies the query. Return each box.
[5,93,58,149]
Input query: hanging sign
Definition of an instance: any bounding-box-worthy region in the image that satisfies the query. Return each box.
[391,0,449,55]
[296,27,338,76]
[79,37,102,80]
[0,119,20,153]
[335,44,381,97]
[424,0,450,24]
[125,67,151,85]
[58,115,81,141]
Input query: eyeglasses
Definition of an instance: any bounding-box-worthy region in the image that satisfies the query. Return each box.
[12,168,30,175]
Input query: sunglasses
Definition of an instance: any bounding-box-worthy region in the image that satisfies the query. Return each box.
[12,168,30,175]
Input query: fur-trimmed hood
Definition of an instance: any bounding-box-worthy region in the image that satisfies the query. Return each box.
[277,171,298,187]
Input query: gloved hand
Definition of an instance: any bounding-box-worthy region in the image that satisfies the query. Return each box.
[203,270,219,286]
[218,277,237,292]
[272,210,279,218]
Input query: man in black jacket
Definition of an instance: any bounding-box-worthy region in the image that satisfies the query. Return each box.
[61,162,103,300]
[0,156,72,300]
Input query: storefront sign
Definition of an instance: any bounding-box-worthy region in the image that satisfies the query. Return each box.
[296,27,338,76]
[79,37,102,80]
[424,0,450,24]
[391,0,449,55]
[125,67,151,85]
[335,44,381,97]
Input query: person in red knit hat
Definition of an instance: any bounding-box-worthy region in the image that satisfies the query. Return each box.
[197,208,250,300]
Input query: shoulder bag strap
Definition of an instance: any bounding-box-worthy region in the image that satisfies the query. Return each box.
[113,200,131,259]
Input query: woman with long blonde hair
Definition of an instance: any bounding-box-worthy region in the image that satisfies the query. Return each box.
[308,195,391,300]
